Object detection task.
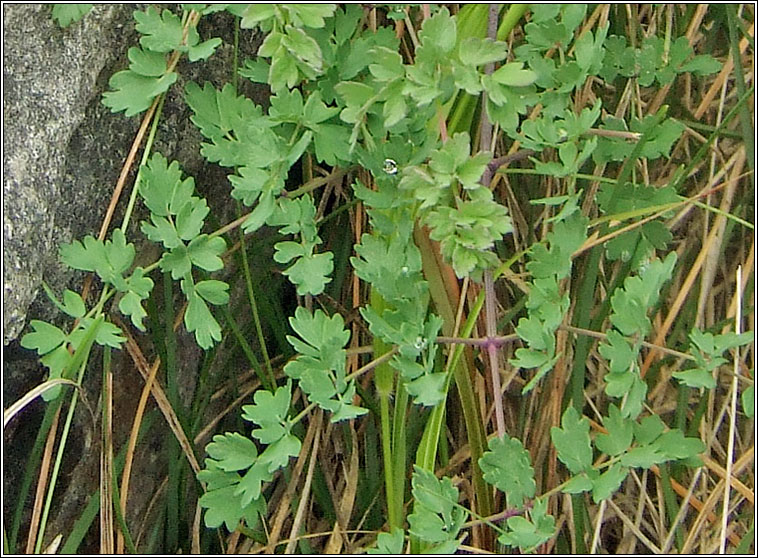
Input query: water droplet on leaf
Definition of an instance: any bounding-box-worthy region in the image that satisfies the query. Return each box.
[383,159,398,175]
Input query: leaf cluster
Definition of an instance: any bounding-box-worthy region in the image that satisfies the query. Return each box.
[352,207,446,406]
[407,466,468,553]
[598,252,677,418]
[102,6,220,116]
[672,329,754,389]
[240,5,338,91]
[197,382,300,531]
[185,82,334,295]
[283,307,366,422]
[511,208,588,391]
[601,34,722,87]
[554,405,705,504]
[139,153,228,348]
[396,132,513,280]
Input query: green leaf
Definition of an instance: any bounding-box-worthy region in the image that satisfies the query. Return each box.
[598,330,635,375]
[257,434,301,472]
[198,468,265,532]
[679,54,721,75]
[134,6,184,53]
[620,445,666,468]
[479,435,536,508]
[562,472,593,495]
[234,461,273,507]
[119,291,149,331]
[672,367,716,389]
[187,235,226,272]
[84,319,125,349]
[242,382,293,444]
[282,25,323,74]
[491,62,538,87]
[403,372,446,408]
[458,36,508,67]
[281,4,337,28]
[499,497,555,552]
[336,81,376,123]
[61,290,86,319]
[185,82,279,168]
[51,4,92,27]
[408,466,466,550]
[60,229,135,290]
[195,280,229,305]
[185,290,223,349]
[550,407,592,474]
[142,215,182,249]
[205,432,258,471]
[282,250,334,296]
[59,235,106,274]
[239,4,276,28]
[591,463,628,502]
[417,7,456,55]
[595,404,634,457]
[633,414,666,446]
[654,429,705,461]
[102,69,177,117]
[176,198,210,241]
[127,47,167,77]
[188,37,222,62]
[20,320,67,355]
[742,385,754,419]
[511,347,550,369]
[368,528,405,554]
[160,245,192,280]
[139,153,196,217]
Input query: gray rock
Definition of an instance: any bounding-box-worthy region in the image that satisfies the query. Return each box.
[3,4,138,345]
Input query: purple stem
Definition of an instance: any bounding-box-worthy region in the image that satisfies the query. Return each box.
[479,4,506,439]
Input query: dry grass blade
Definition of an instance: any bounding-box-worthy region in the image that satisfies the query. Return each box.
[24,406,61,554]
[116,357,161,554]
[265,407,323,553]
[641,148,746,379]
[100,350,115,553]
[285,410,323,554]
[324,423,360,553]
[117,317,201,476]
[3,380,78,428]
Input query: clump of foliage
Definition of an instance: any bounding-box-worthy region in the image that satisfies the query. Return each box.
[10,4,753,555]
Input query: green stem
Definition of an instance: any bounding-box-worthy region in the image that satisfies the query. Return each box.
[120,93,166,233]
[371,288,400,530]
